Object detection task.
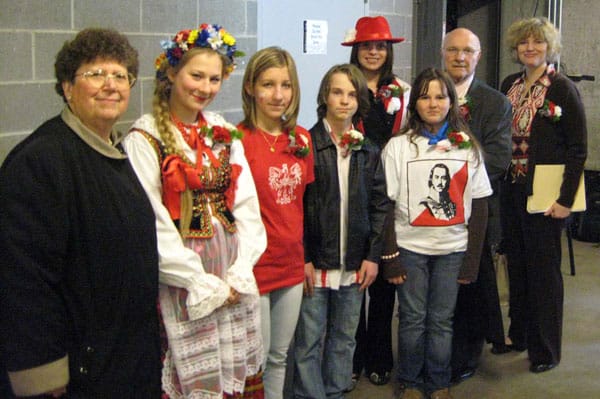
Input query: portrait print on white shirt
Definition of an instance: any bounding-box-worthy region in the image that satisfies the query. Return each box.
[408,159,467,227]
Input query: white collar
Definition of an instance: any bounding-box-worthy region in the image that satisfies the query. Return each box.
[454,74,475,100]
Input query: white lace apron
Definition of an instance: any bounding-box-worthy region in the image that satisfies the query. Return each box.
[160,222,263,398]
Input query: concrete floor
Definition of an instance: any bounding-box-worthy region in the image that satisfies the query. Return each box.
[346,236,600,399]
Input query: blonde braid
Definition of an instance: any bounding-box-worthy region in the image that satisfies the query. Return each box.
[152,59,193,236]
[152,96,178,157]
[152,67,186,160]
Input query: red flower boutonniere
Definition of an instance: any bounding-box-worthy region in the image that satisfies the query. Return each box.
[377,84,404,114]
[338,129,364,157]
[285,127,310,158]
[201,122,243,145]
[538,99,562,122]
[458,96,473,122]
[435,131,472,152]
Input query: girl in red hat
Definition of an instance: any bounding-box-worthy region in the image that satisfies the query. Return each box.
[342,15,411,389]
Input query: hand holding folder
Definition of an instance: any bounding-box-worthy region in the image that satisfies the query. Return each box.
[526,164,586,214]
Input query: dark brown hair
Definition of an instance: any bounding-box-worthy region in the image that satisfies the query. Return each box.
[54,28,138,102]
[316,63,369,125]
[403,67,481,162]
[349,41,395,87]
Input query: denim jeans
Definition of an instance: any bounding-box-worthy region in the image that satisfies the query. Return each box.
[293,285,363,399]
[260,283,303,399]
[395,248,463,394]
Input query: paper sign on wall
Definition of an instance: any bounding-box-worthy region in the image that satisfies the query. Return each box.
[303,20,328,54]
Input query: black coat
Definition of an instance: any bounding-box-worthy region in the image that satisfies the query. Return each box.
[0,114,161,398]
[466,78,512,246]
[501,71,587,207]
[303,120,390,270]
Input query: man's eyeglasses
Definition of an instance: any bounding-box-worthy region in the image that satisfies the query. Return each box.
[75,69,137,89]
[443,47,480,57]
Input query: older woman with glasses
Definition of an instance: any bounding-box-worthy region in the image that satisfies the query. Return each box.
[0,28,161,398]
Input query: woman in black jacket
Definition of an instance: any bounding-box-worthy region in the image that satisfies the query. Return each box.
[500,17,587,373]
[0,28,161,397]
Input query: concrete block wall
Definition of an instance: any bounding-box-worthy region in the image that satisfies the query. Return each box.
[560,0,599,170]
[0,0,258,162]
[0,0,414,163]
[370,0,414,84]
[500,0,599,170]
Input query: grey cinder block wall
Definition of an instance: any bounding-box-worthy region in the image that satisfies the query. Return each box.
[500,0,599,170]
[371,0,414,83]
[0,0,413,162]
[0,0,259,160]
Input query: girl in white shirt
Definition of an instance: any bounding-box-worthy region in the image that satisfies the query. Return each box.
[381,67,491,399]
[123,25,266,399]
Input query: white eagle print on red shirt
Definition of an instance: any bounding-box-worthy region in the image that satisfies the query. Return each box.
[268,163,303,205]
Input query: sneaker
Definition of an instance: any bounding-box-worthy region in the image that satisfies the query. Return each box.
[369,371,391,385]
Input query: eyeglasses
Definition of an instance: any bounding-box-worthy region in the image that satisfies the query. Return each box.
[75,69,136,89]
[443,47,480,57]
[358,41,388,51]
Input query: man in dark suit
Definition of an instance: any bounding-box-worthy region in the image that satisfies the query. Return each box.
[441,27,513,384]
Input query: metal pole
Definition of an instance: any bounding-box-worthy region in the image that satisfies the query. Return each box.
[548,0,562,71]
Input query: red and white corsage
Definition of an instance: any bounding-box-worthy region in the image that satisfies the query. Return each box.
[377,84,404,114]
[435,131,472,152]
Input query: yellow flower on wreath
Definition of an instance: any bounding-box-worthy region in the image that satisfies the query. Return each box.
[187,29,199,44]
[222,31,236,46]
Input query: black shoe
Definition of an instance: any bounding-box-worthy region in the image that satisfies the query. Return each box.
[369,371,391,386]
[529,362,557,373]
[506,343,527,352]
[451,367,476,385]
[490,343,511,354]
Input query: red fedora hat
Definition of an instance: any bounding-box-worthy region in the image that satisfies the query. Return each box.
[341,16,405,46]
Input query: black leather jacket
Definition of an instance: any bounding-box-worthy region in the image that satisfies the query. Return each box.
[303,120,390,271]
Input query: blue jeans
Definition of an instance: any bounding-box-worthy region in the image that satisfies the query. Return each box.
[293,285,363,399]
[260,283,303,399]
[395,248,463,393]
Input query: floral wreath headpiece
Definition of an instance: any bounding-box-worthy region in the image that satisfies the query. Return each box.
[155,24,245,77]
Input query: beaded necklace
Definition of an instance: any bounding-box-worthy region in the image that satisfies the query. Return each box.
[170,112,221,169]
[171,113,207,150]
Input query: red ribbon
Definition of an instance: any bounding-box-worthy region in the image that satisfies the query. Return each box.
[161,155,195,220]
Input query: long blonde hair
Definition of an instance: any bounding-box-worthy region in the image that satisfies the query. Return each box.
[152,47,228,236]
[153,47,227,160]
[240,47,300,131]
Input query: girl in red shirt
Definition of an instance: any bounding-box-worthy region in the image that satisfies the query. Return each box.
[238,46,314,399]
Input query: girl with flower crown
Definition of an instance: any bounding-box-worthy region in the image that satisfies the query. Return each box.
[292,63,390,399]
[381,68,491,399]
[341,16,412,387]
[123,24,266,399]
[499,17,587,374]
[237,46,314,399]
